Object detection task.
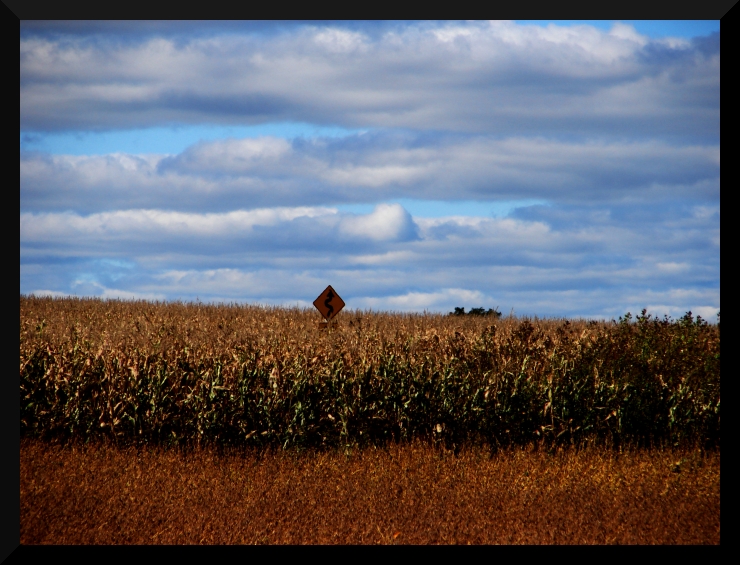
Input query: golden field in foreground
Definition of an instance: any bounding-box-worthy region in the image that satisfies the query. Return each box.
[21,439,719,545]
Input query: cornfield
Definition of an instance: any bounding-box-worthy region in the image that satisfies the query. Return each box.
[20,296,720,450]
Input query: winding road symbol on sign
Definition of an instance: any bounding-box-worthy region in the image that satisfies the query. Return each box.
[313,285,345,320]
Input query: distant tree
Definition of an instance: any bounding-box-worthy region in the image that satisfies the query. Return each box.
[449,306,502,318]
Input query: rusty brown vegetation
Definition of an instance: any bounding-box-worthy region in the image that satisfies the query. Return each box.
[21,438,719,545]
[20,297,720,544]
[21,296,719,450]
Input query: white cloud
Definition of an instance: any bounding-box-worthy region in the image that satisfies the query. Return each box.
[608,22,648,46]
[20,198,719,318]
[349,250,417,265]
[20,207,337,241]
[20,22,718,137]
[313,28,369,54]
[163,137,292,176]
[339,204,419,242]
[19,205,421,254]
[354,288,489,312]
[21,135,719,214]
[655,262,690,274]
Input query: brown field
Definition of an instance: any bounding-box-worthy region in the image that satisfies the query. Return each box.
[20,297,720,544]
[21,439,719,545]
[21,297,720,450]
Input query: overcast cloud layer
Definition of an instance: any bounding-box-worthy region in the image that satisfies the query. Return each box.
[20,21,720,320]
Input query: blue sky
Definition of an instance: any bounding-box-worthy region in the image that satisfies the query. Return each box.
[20,21,720,319]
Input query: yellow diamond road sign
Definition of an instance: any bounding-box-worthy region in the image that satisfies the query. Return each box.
[313,285,345,320]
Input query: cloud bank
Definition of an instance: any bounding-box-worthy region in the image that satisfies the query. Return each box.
[22,134,718,214]
[21,22,719,138]
[20,21,720,319]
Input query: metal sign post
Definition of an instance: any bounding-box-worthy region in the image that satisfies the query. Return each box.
[313,285,345,330]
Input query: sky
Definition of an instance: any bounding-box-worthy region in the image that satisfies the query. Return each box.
[20,20,720,320]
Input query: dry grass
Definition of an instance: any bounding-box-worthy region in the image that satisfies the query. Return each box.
[21,438,719,545]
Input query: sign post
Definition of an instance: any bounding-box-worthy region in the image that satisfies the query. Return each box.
[313,285,345,329]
